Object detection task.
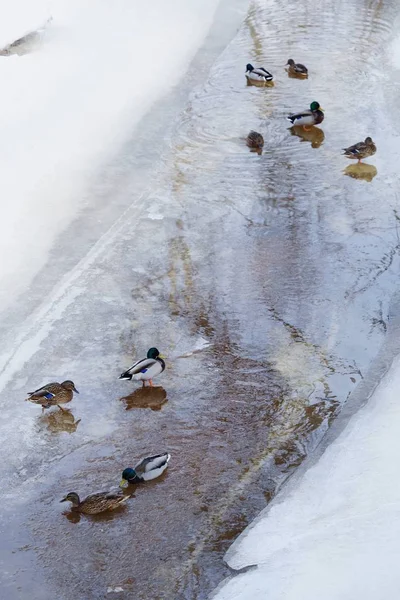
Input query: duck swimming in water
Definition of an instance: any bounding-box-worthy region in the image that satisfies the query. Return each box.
[286,58,308,76]
[60,491,131,514]
[120,453,171,486]
[245,63,273,83]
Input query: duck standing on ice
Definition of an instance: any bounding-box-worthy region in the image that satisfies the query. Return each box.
[119,347,165,387]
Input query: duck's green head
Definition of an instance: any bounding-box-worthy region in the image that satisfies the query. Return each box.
[60,492,80,505]
[147,347,162,359]
[120,468,137,487]
[286,59,295,66]
[310,101,322,111]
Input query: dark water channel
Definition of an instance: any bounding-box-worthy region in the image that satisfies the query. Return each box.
[1,0,400,598]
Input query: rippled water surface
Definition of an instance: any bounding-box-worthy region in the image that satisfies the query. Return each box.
[1,0,400,598]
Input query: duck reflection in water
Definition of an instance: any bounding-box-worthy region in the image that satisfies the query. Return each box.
[290,125,325,149]
[120,386,168,411]
[40,408,81,434]
[343,163,377,182]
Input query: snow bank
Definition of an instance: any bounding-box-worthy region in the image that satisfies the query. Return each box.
[0,0,219,311]
[212,355,400,600]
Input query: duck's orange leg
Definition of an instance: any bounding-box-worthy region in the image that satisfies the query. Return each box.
[149,380,154,387]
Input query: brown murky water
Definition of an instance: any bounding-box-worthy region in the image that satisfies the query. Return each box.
[1,0,400,598]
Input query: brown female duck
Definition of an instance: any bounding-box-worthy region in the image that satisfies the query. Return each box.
[343,137,376,163]
[26,380,79,412]
[286,58,308,76]
[246,131,264,150]
[60,491,130,514]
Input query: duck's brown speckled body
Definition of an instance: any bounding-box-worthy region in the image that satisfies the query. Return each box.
[286,58,308,76]
[60,491,130,514]
[343,137,376,162]
[26,380,79,412]
[246,131,264,149]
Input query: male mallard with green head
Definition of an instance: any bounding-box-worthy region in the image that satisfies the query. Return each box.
[343,137,376,163]
[26,380,79,412]
[286,58,308,76]
[119,347,165,387]
[287,101,324,130]
[60,491,131,514]
[120,452,171,487]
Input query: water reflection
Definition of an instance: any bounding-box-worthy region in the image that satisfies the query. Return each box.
[248,146,263,156]
[64,502,132,524]
[286,69,308,80]
[290,125,325,148]
[343,163,377,182]
[120,386,168,411]
[246,78,274,88]
[40,409,81,434]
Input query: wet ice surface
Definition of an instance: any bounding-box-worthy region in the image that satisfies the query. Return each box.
[212,325,400,600]
[1,0,400,598]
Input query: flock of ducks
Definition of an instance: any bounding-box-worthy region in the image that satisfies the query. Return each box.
[245,59,377,164]
[24,58,377,516]
[26,347,169,514]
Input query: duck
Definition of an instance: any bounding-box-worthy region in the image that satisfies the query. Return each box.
[286,58,308,76]
[119,347,165,387]
[60,491,131,514]
[246,131,264,150]
[287,101,324,130]
[245,63,273,83]
[342,137,376,162]
[25,380,79,412]
[120,452,171,487]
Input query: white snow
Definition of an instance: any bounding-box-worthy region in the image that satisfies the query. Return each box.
[0,0,219,312]
[212,355,400,600]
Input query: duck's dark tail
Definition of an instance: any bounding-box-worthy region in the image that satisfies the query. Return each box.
[119,372,132,380]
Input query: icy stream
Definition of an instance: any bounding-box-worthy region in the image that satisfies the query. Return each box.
[1,0,400,599]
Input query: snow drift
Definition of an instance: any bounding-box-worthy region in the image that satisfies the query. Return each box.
[212,353,400,600]
[0,0,219,311]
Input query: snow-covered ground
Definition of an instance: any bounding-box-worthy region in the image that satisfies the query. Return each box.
[212,350,400,599]
[0,0,219,312]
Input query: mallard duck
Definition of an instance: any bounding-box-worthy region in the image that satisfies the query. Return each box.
[286,59,308,76]
[246,131,264,150]
[60,491,131,514]
[26,380,79,412]
[119,347,165,387]
[245,63,273,83]
[342,137,376,162]
[287,101,324,130]
[120,452,171,487]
